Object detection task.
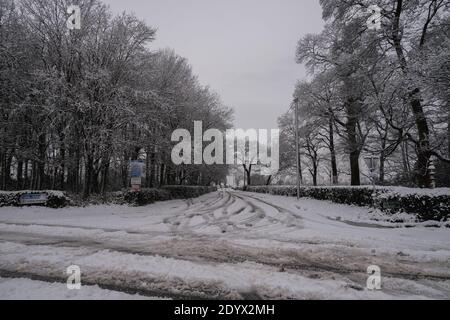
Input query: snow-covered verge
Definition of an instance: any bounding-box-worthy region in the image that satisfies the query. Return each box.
[244,186,450,222]
[0,277,159,300]
[0,186,218,209]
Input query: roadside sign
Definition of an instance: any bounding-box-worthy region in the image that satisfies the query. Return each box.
[130,161,143,178]
[131,177,142,185]
[130,160,144,191]
[19,193,48,205]
[131,184,141,192]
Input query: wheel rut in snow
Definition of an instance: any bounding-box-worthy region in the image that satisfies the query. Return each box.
[1,233,449,283]
[0,269,245,300]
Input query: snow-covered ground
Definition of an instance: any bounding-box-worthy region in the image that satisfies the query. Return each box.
[0,277,156,300]
[0,190,449,300]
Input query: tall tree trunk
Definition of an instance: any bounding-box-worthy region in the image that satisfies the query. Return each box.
[92,167,100,194]
[0,151,4,190]
[243,164,252,186]
[68,150,75,192]
[150,160,156,188]
[150,152,156,188]
[0,151,3,190]
[60,140,65,191]
[159,164,165,186]
[51,167,56,190]
[401,141,410,173]
[24,160,29,189]
[379,156,385,184]
[37,134,46,190]
[379,131,387,184]
[100,160,109,194]
[122,151,129,189]
[392,1,432,187]
[67,149,75,192]
[83,154,93,199]
[17,160,23,190]
[329,116,338,185]
[410,90,432,187]
[298,152,303,185]
[167,167,175,185]
[31,161,37,190]
[3,152,12,190]
[346,117,360,186]
[145,148,151,188]
[447,108,450,158]
[312,162,318,186]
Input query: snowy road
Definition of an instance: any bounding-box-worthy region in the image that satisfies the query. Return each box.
[0,190,449,300]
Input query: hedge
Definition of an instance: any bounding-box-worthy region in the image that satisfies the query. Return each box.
[376,189,450,221]
[124,188,172,206]
[162,186,218,199]
[244,186,450,222]
[0,186,217,208]
[125,186,217,206]
[0,190,70,208]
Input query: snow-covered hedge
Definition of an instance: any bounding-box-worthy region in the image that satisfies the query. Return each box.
[163,186,218,199]
[125,186,217,206]
[245,186,375,206]
[376,188,450,221]
[124,188,172,206]
[0,190,70,208]
[245,186,450,221]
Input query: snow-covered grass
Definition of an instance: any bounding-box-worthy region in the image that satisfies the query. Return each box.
[245,185,450,221]
[0,277,159,300]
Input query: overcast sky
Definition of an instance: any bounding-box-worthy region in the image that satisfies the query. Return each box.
[103,0,324,130]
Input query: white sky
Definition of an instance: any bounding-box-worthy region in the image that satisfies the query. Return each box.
[102,0,324,129]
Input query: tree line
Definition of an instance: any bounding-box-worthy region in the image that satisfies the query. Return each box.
[0,0,233,197]
[278,0,450,187]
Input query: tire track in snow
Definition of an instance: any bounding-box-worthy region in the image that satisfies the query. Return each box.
[1,231,449,283]
[0,221,161,235]
[0,269,243,300]
[231,192,303,230]
[244,192,399,230]
[1,238,449,299]
[165,192,248,233]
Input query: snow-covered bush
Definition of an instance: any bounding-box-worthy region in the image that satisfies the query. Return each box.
[377,188,450,221]
[124,186,217,206]
[163,186,217,199]
[124,188,172,206]
[247,186,375,206]
[245,186,450,221]
[0,191,18,207]
[0,191,69,208]
[45,191,70,208]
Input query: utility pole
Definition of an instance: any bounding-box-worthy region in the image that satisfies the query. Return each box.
[294,97,301,200]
